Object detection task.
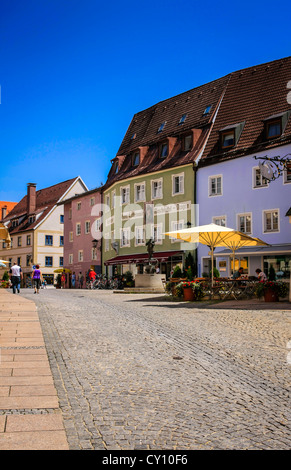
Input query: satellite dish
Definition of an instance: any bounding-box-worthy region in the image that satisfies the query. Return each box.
[259,161,274,180]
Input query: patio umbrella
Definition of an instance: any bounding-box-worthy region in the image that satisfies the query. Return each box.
[0,223,11,248]
[216,236,269,276]
[0,262,8,268]
[165,223,266,286]
[53,268,71,273]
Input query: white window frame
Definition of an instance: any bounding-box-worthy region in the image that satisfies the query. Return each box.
[90,197,95,206]
[212,215,226,227]
[120,227,130,247]
[237,212,252,235]
[151,178,163,200]
[112,191,116,208]
[120,185,130,205]
[172,173,184,196]
[96,218,102,232]
[69,254,73,264]
[134,182,146,202]
[77,202,82,211]
[283,162,291,184]
[252,166,269,189]
[209,175,222,197]
[263,209,280,233]
[135,226,145,246]
[105,195,110,212]
[78,250,84,262]
[152,223,163,245]
[171,220,184,243]
[92,247,97,261]
[76,222,81,236]
[85,220,91,234]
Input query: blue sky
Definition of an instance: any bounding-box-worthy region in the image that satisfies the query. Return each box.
[0,0,290,202]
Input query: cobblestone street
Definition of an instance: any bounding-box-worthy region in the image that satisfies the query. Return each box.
[18,288,291,450]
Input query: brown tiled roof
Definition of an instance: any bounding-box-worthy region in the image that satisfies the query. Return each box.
[105,75,230,187]
[3,178,79,234]
[0,201,18,215]
[200,56,291,164]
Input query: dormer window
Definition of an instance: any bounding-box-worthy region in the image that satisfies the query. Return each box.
[219,122,245,150]
[264,111,291,140]
[158,121,166,133]
[159,142,168,158]
[183,134,193,151]
[266,119,281,139]
[179,114,187,124]
[131,133,136,140]
[113,161,118,174]
[132,151,140,167]
[221,130,235,149]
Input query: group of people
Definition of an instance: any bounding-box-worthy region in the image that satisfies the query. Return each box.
[10,262,43,294]
[60,269,97,289]
[232,267,267,282]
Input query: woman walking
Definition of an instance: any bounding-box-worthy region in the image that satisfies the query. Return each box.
[32,264,43,294]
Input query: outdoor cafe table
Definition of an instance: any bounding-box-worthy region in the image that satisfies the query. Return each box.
[198,277,258,300]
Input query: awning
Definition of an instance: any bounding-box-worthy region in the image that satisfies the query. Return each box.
[213,244,291,256]
[104,251,182,266]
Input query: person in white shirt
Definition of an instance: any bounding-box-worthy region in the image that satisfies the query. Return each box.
[255,268,267,282]
[10,262,23,294]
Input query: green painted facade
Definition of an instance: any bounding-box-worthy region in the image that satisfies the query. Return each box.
[102,163,197,274]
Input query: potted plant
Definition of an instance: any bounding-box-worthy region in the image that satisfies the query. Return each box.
[191,281,204,300]
[172,265,183,279]
[255,281,289,302]
[182,281,195,301]
[175,282,184,298]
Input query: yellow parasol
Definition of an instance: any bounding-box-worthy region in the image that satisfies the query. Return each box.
[165,223,268,286]
[53,268,71,274]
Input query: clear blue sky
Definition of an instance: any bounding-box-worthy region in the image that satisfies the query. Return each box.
[0,0,290,202]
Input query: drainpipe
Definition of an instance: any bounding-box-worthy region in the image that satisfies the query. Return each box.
[193,162,198,276]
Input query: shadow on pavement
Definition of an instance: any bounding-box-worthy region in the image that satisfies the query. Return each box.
[124,295,291,310]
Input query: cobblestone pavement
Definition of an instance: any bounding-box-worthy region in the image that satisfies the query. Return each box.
[19,288,291,450]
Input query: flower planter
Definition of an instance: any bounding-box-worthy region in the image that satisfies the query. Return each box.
[183,287,195,301]
[264,289,279,302]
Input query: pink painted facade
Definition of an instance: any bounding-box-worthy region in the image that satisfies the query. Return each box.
[63,187,102,286]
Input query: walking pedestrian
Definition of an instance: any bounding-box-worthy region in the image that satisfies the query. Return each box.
[32,264,43,294]
[72,271,76,288]
[10,262,23,294]
[61,271,66,289]
[88,268,97,288]
[78,272,84,289]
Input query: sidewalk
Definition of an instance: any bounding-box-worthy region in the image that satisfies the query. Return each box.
[0,289,69,450]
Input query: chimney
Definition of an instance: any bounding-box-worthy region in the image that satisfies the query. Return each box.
[27,183,36,215]
[1,205,7,219]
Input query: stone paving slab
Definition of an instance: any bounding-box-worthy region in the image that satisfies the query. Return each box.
[0,289,69,450]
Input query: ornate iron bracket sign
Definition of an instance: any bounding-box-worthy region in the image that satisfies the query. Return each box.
[254,153,291,181]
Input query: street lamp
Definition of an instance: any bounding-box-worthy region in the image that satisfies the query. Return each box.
[254,153,291,302]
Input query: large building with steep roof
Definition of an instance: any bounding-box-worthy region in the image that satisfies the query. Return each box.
[103,56,291,280]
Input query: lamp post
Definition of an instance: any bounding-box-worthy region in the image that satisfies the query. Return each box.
[254,153,291,302]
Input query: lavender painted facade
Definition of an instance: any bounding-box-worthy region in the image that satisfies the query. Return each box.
[196,144,291,278]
